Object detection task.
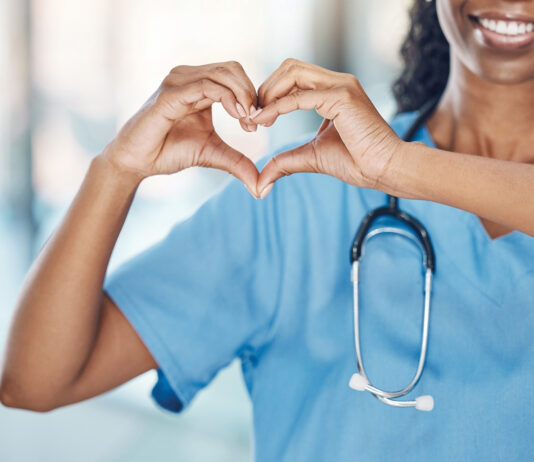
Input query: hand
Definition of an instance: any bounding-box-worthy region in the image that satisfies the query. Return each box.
[100,61,262,196]
[251,58,404,198]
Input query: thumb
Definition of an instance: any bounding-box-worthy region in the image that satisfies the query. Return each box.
[257,140,319,198]
[316,118,330,136]
[201,144,260,198]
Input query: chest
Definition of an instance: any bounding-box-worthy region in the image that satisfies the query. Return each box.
[281,234,534,384]
[250,221,534,460]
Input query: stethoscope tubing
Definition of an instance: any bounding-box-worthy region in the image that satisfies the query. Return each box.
[351,229,433,399]
[348,96,441,411]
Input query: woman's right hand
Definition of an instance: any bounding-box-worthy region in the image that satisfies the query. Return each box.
[101,61,261,197]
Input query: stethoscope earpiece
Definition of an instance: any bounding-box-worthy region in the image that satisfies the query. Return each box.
[415,395,434,412]
[349,373,434,412]
[349,373,369,392]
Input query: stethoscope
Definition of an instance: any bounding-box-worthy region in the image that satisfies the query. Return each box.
[348,97,440,412]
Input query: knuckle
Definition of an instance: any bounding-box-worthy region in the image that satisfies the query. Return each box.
[336,85,354,100]
[240,90,252,102]
[286,63,299,76]
[344,73,362,90]
[270,155,289,177]
[282,57,298,67]
[231,153,246,170]
[199,78,212,92]
[153,89,174,114]
[170,64,188,74]
[226,60,243,71]
[286,91,300,106]
[213,65,229,76]
[160,74,176,90]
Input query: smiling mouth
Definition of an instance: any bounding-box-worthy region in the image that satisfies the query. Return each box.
[469,14,534,50]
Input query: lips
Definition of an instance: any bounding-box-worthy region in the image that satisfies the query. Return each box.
[469,13,534,50]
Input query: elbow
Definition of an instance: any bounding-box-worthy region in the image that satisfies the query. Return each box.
[0,379,59,413]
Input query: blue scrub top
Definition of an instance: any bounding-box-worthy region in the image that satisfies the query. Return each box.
[103,110,534,461]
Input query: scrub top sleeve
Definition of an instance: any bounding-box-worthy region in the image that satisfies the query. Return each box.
[103,154,284,413]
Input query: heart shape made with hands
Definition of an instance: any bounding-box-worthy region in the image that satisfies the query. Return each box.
[106,59,397,199]
[133,59,397,202]
[237,113,345,200]
[218,58,396,201]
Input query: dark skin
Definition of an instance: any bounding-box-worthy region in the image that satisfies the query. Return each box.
[428,0,534,239]
[2,0,534,412]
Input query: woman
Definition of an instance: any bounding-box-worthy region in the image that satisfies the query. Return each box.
[2,0,534,459]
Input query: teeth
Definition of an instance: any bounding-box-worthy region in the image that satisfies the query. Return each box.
[478,17,534,35]
[496,20,507,33]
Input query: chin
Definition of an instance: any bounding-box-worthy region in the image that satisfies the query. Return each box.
[470,56,534,85]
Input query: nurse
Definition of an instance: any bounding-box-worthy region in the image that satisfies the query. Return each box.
[3,0,534,460]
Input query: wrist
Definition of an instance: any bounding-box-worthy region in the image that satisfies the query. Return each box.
[94,146,146,189]
[382,140,427,200]
[365,135,406,194]
[91,150,144,193]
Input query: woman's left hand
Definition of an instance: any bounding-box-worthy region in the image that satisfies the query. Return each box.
[251,58,404,198]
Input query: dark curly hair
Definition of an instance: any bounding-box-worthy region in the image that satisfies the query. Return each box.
[392,0,450,114]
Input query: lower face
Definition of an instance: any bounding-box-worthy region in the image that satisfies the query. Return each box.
[436,0,534,84]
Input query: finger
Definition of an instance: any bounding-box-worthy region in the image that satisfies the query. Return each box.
[257,64,288,107]
[256,139,320,197]
[214,62,261,125]
[155,78,243,128]
[316,118,330,136]
[197,141,260,197]
[164,70,253,121]
[171,61,258,117]
[187,96,257,134]
[259,59,340,107]
[239,119,257,132]
[239,119,251,132]
[251,88,341,126]
[221,61,259,111]
[195,98,256,134]
[261,65,320,108]
[193,97,214,112]
[257,58,310,106]
[121,80,241,155]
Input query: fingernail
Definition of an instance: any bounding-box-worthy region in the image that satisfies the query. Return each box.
[249,105,256,116]
[236,102,246,118]
[248,123,257,132]
[250,107,263,119]
[245,184,258,199]
[260,183,273,199]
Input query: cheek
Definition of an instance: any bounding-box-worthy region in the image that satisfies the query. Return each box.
[436,0,534,84]
[436,0,472,65]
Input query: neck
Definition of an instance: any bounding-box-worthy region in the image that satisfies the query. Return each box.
[426,53,534,163]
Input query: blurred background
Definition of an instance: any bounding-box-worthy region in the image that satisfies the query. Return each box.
[0,0,412,460]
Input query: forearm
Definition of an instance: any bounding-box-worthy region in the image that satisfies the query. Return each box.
[1,152,142,407]
[384,141,534,237]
